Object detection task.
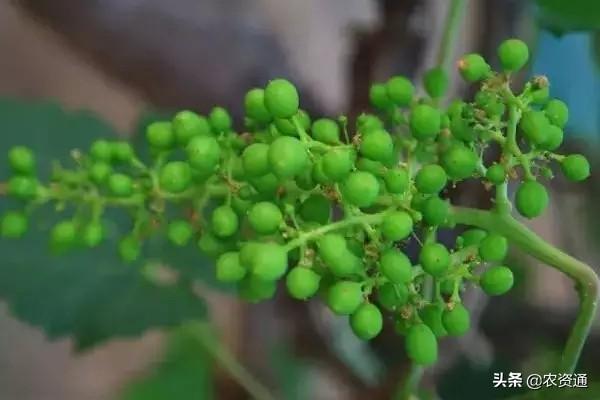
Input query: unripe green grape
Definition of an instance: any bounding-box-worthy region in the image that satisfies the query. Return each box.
[249,173,280,196]
[268,136,308,179]
[119,235,141,263]
[497,38,529,71]
[539,125,564,151]
[241,143,270,177]
[423,67,449,98]
[441,144,478,180]
[159,161,192,193]
[111,141,134,163]
[350,303,383,340]
[274,109,311,137]
[355,158,386,177]
[519,111,551,146]
[356,113,384,135]
[410,105,441,140]
[341,171,380,208]
[248,201,283,234]
[415,164,447,194]
[8,146,35,175]
[197,231,231,258]
[442,303,470,336]
[82,221,105,248]
[486,164,506,184]
[317,234,354,276]
[458,53,490,82]
[384,168,409,194]
[89,161,112,184]
[457,228,487,248]
[50,220,77,252]
[239,275,277,303]
[8,175,38,200]
[0,211,28,239]
[420,304,447,338]
[311,118,341,144]
[381,211,413,241]
[515,180,549,219]
[264,79,299,119]
[231,196,252,215]
[286,266,321,300]
[299,194,331,225]
[211,205,239,238]
[479,233,508,262]
[360,129,393,162]
[377,282,408,311]
[405,324,438,366]
[450,113,477,142]
[173,110,212,145]
[322,148,354,182]
[295,166,316,190]
[209,107,232,132]
[90,139,113,162]
[244,88,272,124]
[422,196,449,226]
[369,83,393,110]
[544,99,569,128]
[419,243,450,277]
[380,248,412,284]
[561,154,590,182]
[386,76,414,106]
[531,86,550,105]
[250,242,288,281]
[146,121,175,150]
[327,281,364,315]
[186,135,221,173]
[108,173,133,197]
[238,242,260,268]
[480,265,514,296]
[216,252,246,283]
[167,219,194,247]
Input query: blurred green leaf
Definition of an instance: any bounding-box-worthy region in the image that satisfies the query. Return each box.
[536,0,600,34]
[270,343,310,400]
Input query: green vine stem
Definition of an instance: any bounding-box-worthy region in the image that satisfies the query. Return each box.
[452,206,600,373]
[436,0,467,72]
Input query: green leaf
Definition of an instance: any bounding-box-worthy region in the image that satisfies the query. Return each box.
[536,0,600,34]
[0,99,207,349]
[121,324,215,400]
[269,343,310,400]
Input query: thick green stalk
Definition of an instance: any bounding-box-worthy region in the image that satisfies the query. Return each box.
[452,206,600,373]
[436,0,467,71]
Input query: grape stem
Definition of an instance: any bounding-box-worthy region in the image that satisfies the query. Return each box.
[451,206,600,373]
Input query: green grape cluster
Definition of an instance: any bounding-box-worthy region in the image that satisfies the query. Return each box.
[0,39,591,367]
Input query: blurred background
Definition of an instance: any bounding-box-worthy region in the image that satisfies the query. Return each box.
[0,0,599,399]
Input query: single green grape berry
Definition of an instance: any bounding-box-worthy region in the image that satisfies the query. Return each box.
[274,109,311,136]
[442,303,470,336]
[341,171,380,208]
[268,136,308,179]
[515,180,549,219]
[250,242,288,281]
[350,303,383,340]
[216,252,246,283]
[539,125,564,151]
[7,175,38,200]
[423,68,449,98]
[561,154,590,182]
[458,228,487,248]
[318,234,349,266]
[211,205,239,238]
[186,135,221,173]
[410,104,441,140]
[264,79,299,119]
[360,129,393,162]
[441,144,478,180]
[89,162,112,184]
[422,196,449,226]
[241,143,270,177]
[146,121,175,150]
[458,53,490,82]
[419,243,450,277]
[244,88,272,124]
[380,248,412,284]
[450,113,477,142]
[249,173,280,196]
[248,202,283,235]
[486,164,506,184]
[531,86,550,105]
[108,173,133,197]
[377,282,408,311]
[356,113,384,135]
[197,231,231,258]
[384,168,409,194]
[355,157,386,177]
[519,111,551,146]
[167,219,194,247]
[238,275,277,303]
[111,141,134,163]
[8,146,35,174]
[50,220,77,252]
[90,139,113,162]
[479,233,508,262]
[0,211,28,239]
[81,221,105,248]
[480,266,514,296]
[311,118,341,144]
[544,99,569,128]
[299,194,331,225]
[119,235,141,263]
[420,304,447,338]
[497,38,529,71]
[405,324,438,366]
[327,281,363,316]
[381,211,414,241]
[159,161,192,194]
[386,76,414,106]
[322,148,354,182]
[415,164,447,194]
[369,83,393,110]
[172,110,212,145]
[286,266,321,300]
[209,107,232,132]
